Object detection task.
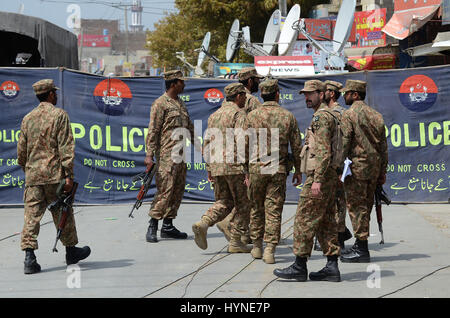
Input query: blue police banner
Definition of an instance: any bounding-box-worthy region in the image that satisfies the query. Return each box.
[0,66,449,205]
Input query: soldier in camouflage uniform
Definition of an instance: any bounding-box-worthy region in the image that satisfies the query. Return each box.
[339,80,388,263]
[245,79,302,264]
[324,80,353,250]
[144,70,196,243]
[273,80,341,282]
[215,67,263,244]
[17,79,90,274]
[192,83,251,253]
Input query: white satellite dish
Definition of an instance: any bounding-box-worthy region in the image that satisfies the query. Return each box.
[197,31,211,68]
[240,26,270,57]
[293,0,355,72]
[226,19,240,62]
[263,9,281,55]
[242,26,251,43]
[277,4,301,56]
[328,0,356,68]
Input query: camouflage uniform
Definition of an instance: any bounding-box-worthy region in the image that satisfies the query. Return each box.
[246,80,302,245]
[217,67,263,241]
[201,83,250,238]
[340,80,388,241]
[324,80,347,233]
[146,71,195,220]
[293,80,340,258]
[17,79,78,250]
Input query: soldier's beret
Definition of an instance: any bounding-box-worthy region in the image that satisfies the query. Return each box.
[299,80,326,94]
[238,67,264,81]
[224,82,246,98]
[163,70,186,81]
[32,79,59,96]
[340,80,366,93]
[259,79,279,95]
[324,80,343,91]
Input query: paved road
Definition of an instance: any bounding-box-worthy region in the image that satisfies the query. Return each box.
[0,203,449,299]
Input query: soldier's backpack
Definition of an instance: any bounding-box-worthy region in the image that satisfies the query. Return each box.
[315,108,345,172]
[300,108,345,174]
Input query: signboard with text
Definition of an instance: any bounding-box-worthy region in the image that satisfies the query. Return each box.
[0,67,449,204]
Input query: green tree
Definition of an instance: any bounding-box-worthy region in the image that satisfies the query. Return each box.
[146,0,329,70]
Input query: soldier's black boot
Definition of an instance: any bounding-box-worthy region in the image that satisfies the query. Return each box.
[309,255,341,282]
[24,249,41,274]
[146,218,159,243]
[160,218,187,239]
[66,246,91,265]
[340,239,370,263]
[273,256,307,282]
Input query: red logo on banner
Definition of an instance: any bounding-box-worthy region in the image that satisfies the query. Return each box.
[399,75,438,112]
[204,88,224,106]
[93,79,133,116]
[0,81,20,99]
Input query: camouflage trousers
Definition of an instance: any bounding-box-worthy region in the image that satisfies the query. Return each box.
[202,174,250,239]
[149,163,186,220]
[293,172,340,257]
[21,184,78,251]
[248,173,287,244]
[344,176,377,240]
[335,180,347,233]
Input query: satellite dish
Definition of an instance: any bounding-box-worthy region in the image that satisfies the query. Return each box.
[263,9,281,55]
[293,0,356,72]
[197,31,211,68]
[242,26,251,43]
[277,4,301,56]
[332,0,356,55]
[226,19,240,62]
[240,26,270,57]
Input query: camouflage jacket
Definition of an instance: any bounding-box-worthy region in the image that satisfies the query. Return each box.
[245,101,302,175]
[244,87,262,114]
[341,100,388,180]
[306,103,337,183]
[17,102,75,186]
[146,93,195,172]
[203,101,247,176]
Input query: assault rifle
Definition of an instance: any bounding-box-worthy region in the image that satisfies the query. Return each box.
[374,185,391,244]
[48,181,78,252]
[129,163,157,218]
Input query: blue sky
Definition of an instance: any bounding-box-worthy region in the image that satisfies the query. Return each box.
[1,0,176,33]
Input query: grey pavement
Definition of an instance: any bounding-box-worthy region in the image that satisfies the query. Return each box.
[0,202,449,298]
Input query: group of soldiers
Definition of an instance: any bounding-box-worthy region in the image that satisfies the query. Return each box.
[18,67,388,283]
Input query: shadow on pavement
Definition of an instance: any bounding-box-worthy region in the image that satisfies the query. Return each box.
[42,259,135,273]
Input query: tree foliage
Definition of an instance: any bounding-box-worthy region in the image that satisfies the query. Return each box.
[146,0,329,70]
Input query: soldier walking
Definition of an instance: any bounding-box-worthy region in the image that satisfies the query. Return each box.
[192,83,251,253]
[215,67,263,244]
[17,79,90,274]
[246,79,302,264]
[339,80,388,263]
[144,70,195,243]
[273,80,341,282]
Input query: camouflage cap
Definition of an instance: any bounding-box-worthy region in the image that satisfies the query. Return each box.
[340,79,366,93]
[259,79,279,95]
[224,82,246,98]
[32,79,59,95]
[238,67,264,81]
[163,70,186,81]
[324,80,343,91]
[299,80,326,94]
